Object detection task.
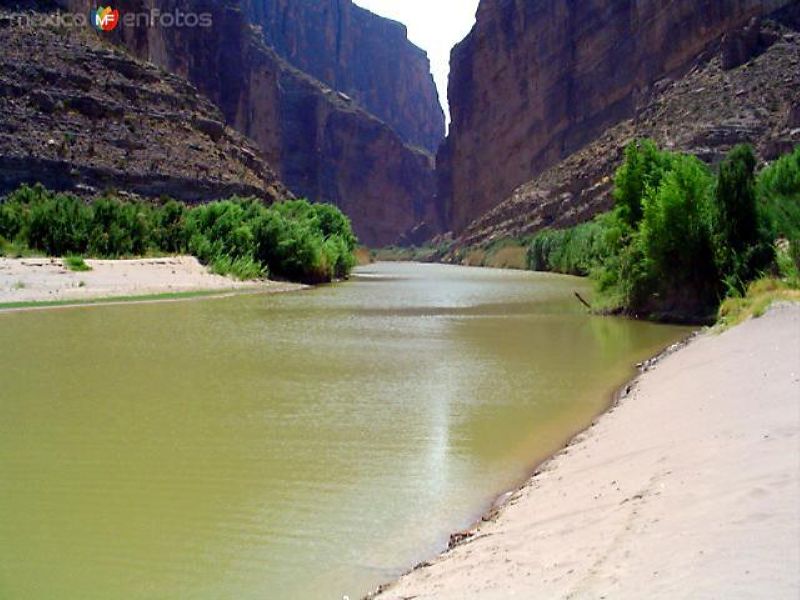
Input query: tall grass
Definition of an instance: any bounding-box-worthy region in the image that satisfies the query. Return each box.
[527,217,612,276]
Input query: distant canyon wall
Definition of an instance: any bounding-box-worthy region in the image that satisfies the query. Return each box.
[244,0,444,153]
[440,0,795,233]
[63,0,440,246]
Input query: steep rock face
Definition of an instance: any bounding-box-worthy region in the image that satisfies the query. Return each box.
[447,14,800,253]
[63,0,437,246]
[244,0,444,153]
[442,0,795,232]
[0,10,286,203]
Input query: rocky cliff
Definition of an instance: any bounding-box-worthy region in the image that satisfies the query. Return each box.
[62,0,439,246]
[244,0,444,153]
[449,17,800,252]
[0,9,287,203]
[441,0,797,234]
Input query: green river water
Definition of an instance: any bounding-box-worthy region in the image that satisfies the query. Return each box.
[0,262,691,599]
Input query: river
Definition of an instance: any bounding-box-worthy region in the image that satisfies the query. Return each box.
[0,262,691,599]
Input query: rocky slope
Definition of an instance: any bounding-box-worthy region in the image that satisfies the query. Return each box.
[440,0,798,235]
[0,9,287,204]
[61,0,439,246]
[244,0,444,153]
[449,14,800,251]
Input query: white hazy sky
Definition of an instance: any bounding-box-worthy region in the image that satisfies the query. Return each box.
[353,0,479,124]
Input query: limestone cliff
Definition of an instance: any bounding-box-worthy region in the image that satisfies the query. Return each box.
[441,0,797,233]
[244,0,444,153]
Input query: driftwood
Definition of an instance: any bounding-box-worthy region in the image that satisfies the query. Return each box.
[574,291,592,310]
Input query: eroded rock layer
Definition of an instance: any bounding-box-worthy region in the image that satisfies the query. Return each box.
[0,9,286,203]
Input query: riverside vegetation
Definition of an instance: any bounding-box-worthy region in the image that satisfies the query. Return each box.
[527,143,800,323]
[0,185,357,284]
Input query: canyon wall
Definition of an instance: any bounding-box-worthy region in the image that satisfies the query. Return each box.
[63,0,439,246]
[441,0,795,233]
[244,0,444,153]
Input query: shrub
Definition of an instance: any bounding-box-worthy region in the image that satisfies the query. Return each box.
[310,202,358,252]
[758,145,800,199]
[715,145,759,252]
[758,145,800,241]
[776,241,800,287]
[527,216,615,276]
[152,199,187,253]
[322,233,357,279]
[0,185,358,284]
[0,199,23,240]
[64,255,91,272]
[713,145,774,288]
[88,197,152,257]
[26,191,91,256]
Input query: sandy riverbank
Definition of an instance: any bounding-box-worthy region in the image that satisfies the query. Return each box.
[373,304,800,599]
[0,256,306,307]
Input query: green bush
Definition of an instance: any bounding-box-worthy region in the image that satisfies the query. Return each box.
[87,197,151,257]
[527,216,613,276]
[758,145,800,241]
[715,145,759,255]
[152,199,187,253]
[638,154,719,313]
[0,186,358,284]
[64,255,91,272]
[26,191,92,256]
[613,140,677,227]
[758,145,800,199]
[639,155,715,280]
[713,145,774,290]
[0,201,22,241]
[249,201,356,283]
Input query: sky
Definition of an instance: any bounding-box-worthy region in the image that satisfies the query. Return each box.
[353,0,480,124]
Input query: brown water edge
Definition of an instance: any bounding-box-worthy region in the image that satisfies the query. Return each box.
[365,328,701,600]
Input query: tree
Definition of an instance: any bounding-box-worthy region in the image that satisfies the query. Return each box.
[613,140,675,228]
[639,154,719,312]
[714,145,772,287]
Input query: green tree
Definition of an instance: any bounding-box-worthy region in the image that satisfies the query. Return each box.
[640,156,716,279]
[712,145,769,286]
[613,140,675,228]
